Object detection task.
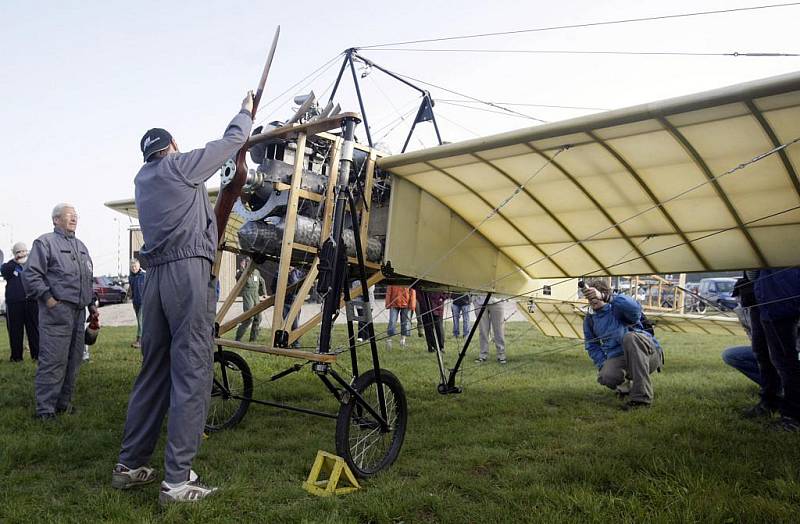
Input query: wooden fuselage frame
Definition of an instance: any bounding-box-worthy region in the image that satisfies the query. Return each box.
[212,115,385,362]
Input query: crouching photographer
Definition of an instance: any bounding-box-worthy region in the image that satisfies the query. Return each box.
[582,280,664,410]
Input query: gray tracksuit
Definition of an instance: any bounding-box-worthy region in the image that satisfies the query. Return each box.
[118,110,252,484]
[23,227,93,415]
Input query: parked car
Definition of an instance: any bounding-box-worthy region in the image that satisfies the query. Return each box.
[93,276,127,306]
[695,277,738,313]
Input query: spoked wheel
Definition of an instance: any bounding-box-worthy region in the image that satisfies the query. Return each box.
[206,350,253,432]
[335,369,407,478]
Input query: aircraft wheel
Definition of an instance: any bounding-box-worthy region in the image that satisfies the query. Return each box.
[206,350,252,432]
[335,369,407,478]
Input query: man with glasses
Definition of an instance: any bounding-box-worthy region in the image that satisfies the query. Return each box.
[23,204,96,420]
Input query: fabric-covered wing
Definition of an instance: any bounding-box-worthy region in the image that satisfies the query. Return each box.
[380,72,800,288]
[517,298,745,339]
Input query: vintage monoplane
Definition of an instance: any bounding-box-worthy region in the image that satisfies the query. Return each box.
[107,31,800,478]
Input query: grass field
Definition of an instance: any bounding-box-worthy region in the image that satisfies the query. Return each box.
[1,322,799,523]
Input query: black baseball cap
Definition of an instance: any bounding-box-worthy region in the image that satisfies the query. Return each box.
[140,128,173,162]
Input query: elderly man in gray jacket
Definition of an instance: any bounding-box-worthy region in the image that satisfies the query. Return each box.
[23,203,96,420]
[112,92,253,506]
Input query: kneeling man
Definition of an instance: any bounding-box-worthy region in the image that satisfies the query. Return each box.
[583,280,663,410]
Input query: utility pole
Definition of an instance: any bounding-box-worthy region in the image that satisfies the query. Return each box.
[113,218,121,277]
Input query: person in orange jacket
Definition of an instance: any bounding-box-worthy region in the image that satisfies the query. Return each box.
[385,285,416,348]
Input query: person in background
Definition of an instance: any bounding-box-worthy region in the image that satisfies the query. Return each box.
[417,291,446,353]
[129,258,146,348]
[236,258,267,343]
[474,294,507,364]
[23,204,97,419]
[2,242,39,361]
[752,268,800,432]
[450,292,471,338]
[582,280,663,410]
[721,273,763,389]
[385,285,416,349]
[429,292,446,351]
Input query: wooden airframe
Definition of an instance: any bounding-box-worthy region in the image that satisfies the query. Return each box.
[211,114,387,362]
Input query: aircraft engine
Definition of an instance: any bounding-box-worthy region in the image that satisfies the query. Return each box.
[233,132,388,265]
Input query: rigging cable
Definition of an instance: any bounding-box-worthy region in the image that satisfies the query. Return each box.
[352,52,546,123]
[341,135,800,350]
[365,48,800,58]
[357,2,800,49]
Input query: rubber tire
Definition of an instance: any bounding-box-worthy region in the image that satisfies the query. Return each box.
[335,368,407,478]
[206,350,253,432]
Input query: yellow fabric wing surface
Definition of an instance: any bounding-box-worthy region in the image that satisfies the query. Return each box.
[380,71,800,293]
[516,299,745,339]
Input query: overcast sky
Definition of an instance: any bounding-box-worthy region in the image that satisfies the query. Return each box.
[1,0,799,274]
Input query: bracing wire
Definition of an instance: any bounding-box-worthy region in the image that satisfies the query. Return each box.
[393,69,547,123]
[489,136,800,291]
[463,288,800,388]
[341,205,800,356]
[437,99,609,111]
[255,52,344,127]
[338,134,800,353]
[438,100,552,120]
[351,51,546,123]
[365,48,800,58]
[356,3,800,49]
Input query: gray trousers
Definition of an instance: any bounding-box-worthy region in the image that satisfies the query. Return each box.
[118,257,216,484]
[598,332,661,404]
[35,301,85,415]
[478,302,506,360]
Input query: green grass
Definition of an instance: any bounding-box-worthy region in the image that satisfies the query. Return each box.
[1,323,799,523]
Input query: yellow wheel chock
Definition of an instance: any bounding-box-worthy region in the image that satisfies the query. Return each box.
[302,450,361,496]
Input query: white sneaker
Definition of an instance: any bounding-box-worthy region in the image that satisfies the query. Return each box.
[386,338,393,350]
[400,336,406,348]
[159,470,217,506]
[111,463,157,489]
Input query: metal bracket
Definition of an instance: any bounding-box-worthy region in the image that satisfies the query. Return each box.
[345,300,373,324]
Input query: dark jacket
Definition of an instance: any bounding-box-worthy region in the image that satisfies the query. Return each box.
[428,292,446,318]
[451,292,470,307]
[134,110,252,268]
[23,227,94,307]
[1,259,28,303]
[754,268,800,321]
[583,294,661,369]
[129,269,146,307]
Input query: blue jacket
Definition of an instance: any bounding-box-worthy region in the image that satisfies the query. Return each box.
[754,268,800,321]
[583,294,660,369]
[129,269,146,307]
[1,259,28,303]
